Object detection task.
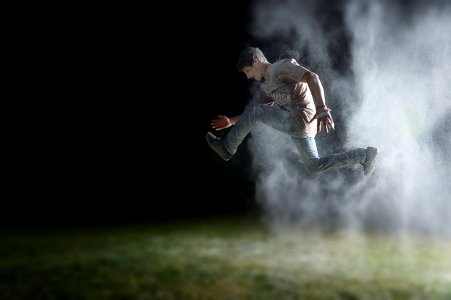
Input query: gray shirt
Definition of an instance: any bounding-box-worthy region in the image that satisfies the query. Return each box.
[259,58,318,137]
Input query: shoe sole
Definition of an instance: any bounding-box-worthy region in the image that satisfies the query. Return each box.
[205,133,231,161]
[364,148,379,176]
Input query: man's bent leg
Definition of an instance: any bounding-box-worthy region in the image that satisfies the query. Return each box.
[291,136,320,171]
[291,136,368,174]
[313,149,368,173]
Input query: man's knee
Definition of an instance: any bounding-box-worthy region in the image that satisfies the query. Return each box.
[304,159,322,174]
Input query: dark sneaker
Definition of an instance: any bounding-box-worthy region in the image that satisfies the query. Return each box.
[362,147,379,175]
[206,132,233,161]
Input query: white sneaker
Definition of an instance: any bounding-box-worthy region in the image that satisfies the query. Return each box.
[206,132,233,161]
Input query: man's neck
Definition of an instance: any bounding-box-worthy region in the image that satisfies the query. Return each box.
[261,62,270,79]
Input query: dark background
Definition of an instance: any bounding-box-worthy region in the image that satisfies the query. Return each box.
[106,1,258,223]
[4,2,257,227]
[4,1,357,227]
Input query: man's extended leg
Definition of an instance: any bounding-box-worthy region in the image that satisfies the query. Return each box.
[207,103,299,159]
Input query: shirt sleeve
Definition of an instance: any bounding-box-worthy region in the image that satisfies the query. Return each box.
[277,59,309,83]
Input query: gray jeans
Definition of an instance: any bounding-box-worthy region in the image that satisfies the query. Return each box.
[223,103,367,174]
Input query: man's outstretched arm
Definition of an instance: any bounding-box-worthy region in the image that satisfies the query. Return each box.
[301,71,335,133]
[211,115,241,131]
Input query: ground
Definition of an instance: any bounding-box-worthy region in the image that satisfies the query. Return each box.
[1,217,450,299]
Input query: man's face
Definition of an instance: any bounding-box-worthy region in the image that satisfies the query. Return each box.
[242,63,264,81]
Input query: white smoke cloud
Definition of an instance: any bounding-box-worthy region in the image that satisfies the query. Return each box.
[345,0,451,236]
[249,0,451,237]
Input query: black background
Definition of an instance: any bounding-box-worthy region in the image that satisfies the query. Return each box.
[113,1,258,223]
[4,2,257,226]
[5,0,366,226]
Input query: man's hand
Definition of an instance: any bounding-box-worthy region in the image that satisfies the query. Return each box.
[211,115,233,131]
[312,106,335,133]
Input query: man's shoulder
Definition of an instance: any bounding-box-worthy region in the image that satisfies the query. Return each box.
[273,58,301,69]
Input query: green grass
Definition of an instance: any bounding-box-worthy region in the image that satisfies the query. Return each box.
[1,217,450,299]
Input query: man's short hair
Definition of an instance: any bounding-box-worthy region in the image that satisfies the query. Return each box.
[236,47,268,71]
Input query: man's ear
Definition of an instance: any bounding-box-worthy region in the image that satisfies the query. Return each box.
[252,58,259,67]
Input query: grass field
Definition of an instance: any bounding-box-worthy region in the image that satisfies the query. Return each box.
[1,217,450,299]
